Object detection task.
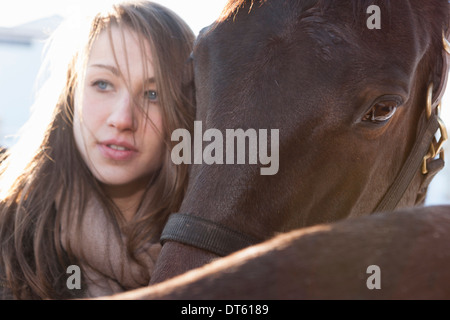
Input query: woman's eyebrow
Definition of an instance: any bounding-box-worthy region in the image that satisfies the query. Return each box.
[145,77,156,84]
[89,64,156,84]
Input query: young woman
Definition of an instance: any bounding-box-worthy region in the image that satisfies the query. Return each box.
[0,1,196,299]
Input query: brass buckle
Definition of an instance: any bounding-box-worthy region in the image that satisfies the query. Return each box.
[422,83,448,174]
[443,31,450,55]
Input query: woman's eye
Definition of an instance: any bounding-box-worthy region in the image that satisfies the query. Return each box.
[93,80,112,91]
[362,100,399,123]
[145,90,158,102]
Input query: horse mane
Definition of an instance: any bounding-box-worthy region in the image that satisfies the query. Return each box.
[217,0,389,22]
[217,0,250,22]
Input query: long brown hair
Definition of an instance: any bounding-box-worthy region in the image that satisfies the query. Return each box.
[0,1,195,299]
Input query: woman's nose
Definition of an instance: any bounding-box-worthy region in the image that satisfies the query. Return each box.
[106,92,137,132]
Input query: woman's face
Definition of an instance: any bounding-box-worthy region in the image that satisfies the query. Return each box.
[73,26,164,193]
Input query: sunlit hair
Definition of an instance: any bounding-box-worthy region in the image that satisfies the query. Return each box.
[0,1,195,299]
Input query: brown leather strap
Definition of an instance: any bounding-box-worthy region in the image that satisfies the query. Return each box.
[374,34,450,213]
[373,111,441,213]
[160,213,262,256]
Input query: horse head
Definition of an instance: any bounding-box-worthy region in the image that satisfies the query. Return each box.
[151,0,449,283]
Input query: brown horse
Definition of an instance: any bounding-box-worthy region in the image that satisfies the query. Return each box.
[109,0,450,299]
[147,0,449,283]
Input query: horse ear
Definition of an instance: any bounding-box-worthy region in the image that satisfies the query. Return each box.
[431,31,450,108]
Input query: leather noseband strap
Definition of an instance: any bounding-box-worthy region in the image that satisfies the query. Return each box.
[160,213,262,257]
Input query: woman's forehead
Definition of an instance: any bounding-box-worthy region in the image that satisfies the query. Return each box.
[87,26,155,79]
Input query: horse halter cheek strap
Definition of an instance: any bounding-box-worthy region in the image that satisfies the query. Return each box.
[374,34,450,213]
[160,34,450,257]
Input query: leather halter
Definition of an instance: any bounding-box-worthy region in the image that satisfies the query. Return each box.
[160,213,261,256]
[160,34,450,257]
[374,33,449,213]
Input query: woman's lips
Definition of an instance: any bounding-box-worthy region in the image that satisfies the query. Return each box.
[98,140,138,161]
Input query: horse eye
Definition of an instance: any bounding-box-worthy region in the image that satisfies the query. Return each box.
[362,101,399,123]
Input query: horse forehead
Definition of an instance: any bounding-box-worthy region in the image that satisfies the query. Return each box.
[196,3,428,92]
[200,1,429,65]
[190,1,443,130]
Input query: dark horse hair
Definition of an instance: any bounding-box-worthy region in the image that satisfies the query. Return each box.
[219,0,447,61]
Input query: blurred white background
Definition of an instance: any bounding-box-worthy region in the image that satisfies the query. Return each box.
[0,0,448,205]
